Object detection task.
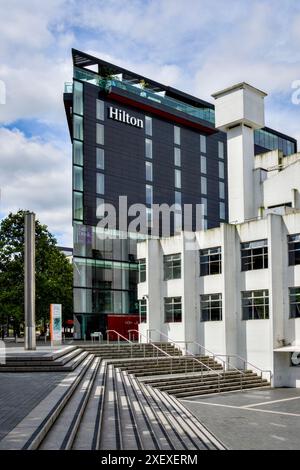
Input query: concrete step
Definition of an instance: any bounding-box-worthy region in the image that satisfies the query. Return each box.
[0,348,88,372]
[157,377,268,394]
[98,364,122,450]
[73,360,108,450]
[173,381,270,398]
[152,387,225,450]
[0,353,95,450]
[39,357,100,450]
[143,370,254,387]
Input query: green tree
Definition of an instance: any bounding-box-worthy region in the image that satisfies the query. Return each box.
[0,210,73,335]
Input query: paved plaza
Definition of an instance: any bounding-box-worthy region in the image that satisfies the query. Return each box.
[182,388,300,450]
[0,372,66,441]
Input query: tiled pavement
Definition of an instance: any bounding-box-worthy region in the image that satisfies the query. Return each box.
[0,372,66,441]
[181,388,300,450]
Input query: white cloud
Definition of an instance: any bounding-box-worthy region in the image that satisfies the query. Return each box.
[0,0,299,245]
[0,127,72,246]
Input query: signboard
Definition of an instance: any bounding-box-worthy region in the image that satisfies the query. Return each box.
[50,304,62,345]
[108,106,144,129]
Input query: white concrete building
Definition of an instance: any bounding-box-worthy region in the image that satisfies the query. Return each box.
[137,82,300,388]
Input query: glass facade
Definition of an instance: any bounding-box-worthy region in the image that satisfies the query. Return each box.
[254,129,296,156]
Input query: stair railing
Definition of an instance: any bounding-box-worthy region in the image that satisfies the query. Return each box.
[218,354,272,383]
[128,329,172,365]
[147,328,246,389]
[129,329,221,380]
[106,330,135,357]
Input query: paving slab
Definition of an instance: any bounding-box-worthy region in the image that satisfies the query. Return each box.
[181,388,300,450]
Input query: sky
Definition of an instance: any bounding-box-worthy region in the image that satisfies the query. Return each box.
[0,0,299,246]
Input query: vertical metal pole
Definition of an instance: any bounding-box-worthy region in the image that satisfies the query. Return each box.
[24,212,36,350]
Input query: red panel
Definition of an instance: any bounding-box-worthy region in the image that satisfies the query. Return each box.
[109,92,217,135]
[107,315,139,341]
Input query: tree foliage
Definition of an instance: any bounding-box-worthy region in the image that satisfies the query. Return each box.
[0,211,73,331]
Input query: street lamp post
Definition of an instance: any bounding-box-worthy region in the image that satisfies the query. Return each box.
[24,212,36,350]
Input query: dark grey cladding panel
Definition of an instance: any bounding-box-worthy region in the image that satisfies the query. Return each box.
[82,80,228,228]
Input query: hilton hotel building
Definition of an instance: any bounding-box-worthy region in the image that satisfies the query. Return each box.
[64,49,297,340]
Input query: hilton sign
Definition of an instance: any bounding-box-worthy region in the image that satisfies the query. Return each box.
[108,106,144,129]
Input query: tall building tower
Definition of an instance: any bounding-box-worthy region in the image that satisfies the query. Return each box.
[64,50,297,339]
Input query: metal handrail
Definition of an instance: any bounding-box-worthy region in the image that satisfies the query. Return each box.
[129,329,221,379]
[106,330,133,344]
[147,328,246,390]
[192,341,245,378]
[128,329,172,358]
[147,328,271,385]
[220,354,272,382]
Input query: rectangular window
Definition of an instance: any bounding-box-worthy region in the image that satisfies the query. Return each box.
[145,138,152,159]
[200,247,222,276]
[174,212,182,231]
[73,140,83,166]
[200,135,207,153]
[146,207,152,228]
[201,197,207,217]
[164,253,181,280]
[96,99,104,121]
[174,126,181,145]
[96,173,105,195]
[219,161,225,179]
[73,166,83,191]
[219,201,225,220]
[73,115,83,141]
[138,258,146,283]
[201,176,207,195]
[145,116,152,136]
[201,294,222,321]
[96,197,105,218]
[219,181,225,200]
[242,290,269,320]
[145,161,153,181]
[289,287,300,318]
[218,141,224,159]
[139,299,147,323]
[174,147,181,167]
[201,155,207,174]
[241,239,268,271]
[175,169,181,189]
[96,148,105,170]
[164,297,182,323]
[146,184,153,205]
[288,234,300,266]
[74,191,83,220]
[73,81,83,115]
[96,123,104,145]
[175,191,181,207]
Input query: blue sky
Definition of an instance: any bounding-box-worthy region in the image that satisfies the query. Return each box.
[0,0,299,245]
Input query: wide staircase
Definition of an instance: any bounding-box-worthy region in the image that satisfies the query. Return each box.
[0,354,225,450]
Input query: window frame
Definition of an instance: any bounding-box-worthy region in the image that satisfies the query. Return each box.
[242,290,269,320]
[164,253,181,280]
[200,293,222,322]
[200,246,222,276]
[164,296,182,323]
[241,239,268,271]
